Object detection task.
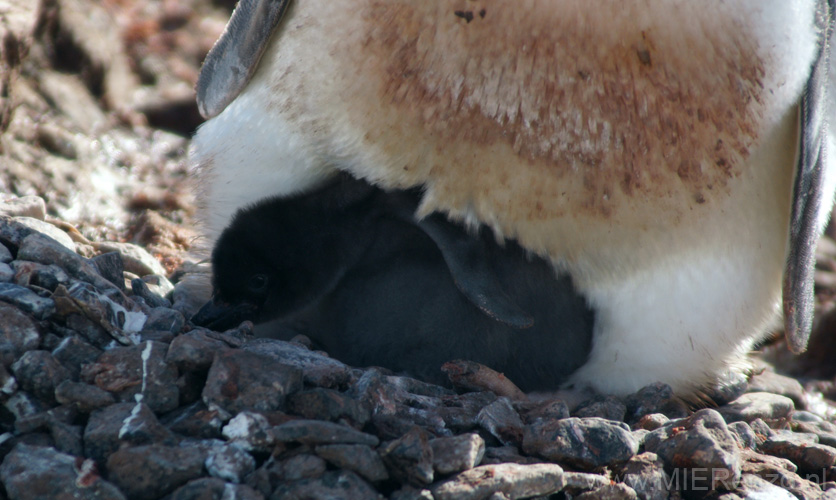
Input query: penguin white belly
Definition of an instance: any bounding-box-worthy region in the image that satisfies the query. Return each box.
[192,0,829,395]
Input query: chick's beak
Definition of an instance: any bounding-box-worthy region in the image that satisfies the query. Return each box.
[190,296,259,331]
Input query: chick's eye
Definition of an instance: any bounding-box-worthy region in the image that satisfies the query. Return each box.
[247,274,269,294]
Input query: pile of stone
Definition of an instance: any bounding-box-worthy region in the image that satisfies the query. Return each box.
[1,199,836,500]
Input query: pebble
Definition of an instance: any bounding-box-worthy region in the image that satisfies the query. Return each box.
[287,388,371,428]
[617,452,671,500]
[131,277,171,308]
[91,251,126,291]
[0,261,12,281]
[380,427,435,486]
[576,483,639,500]
[248,453,327,493]
[221,411,276,453]
[0,196,47,220]
[272,470,383,500]
[0,301,41,363]
[574,394,627,422]
[204,442,256,483]
[0,282,55,320]
[477,396,525,446]
[760,432,836,475]
[11,350,71,403]
[169,477,263,500]
[315,444,389,482]
[431,463,565,500]
[54,380,116,412]
[624,382,688,423]
[105,444,206,499]
[719,392,796,424]
[51,335,102,378]
[202,349,303,414]
[96,241,168,277]
[645,409,742,492]
[83,402,175,463]
[12,261,70,291]
[243,338,353,388]
[563,471,611,495]
[522,417,638,470]
[0,443,126,500]
[272,419,380,446]
[430,433,486,475]
[0,242,13,263]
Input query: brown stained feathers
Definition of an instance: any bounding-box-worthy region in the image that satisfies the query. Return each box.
[356,1,767,220]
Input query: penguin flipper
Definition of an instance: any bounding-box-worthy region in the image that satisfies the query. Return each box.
[784,0,836,353]
[196,0,292,119]
[414,214,535,330]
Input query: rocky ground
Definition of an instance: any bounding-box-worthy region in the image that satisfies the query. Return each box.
[2,0,836,499]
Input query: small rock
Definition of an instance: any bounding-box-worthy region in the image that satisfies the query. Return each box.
[12,260,70,291]
[574,394,627,422]
[523,398,570,423]
[55,380,116,412]
[390,486,434,500]
[0,282,55,320]
[431,463,565,500]
[4,390,44,420]
[0,301,41,363]
[83,402,175,463]
[522,417,638,470]
[51,336,102,379]
[634,413,670,431]
[747,370,806,409]
[131,277,171,308]
[563,471,611,495]
[380,427,434,486]
[315,444,389,482]
[105,444,206,499]
[169,477,264,500]
[96,241,168,277]
[162,401,224,439]
[205,442,256,483]
[252,454,327,491]
[221,411,276,453]
[728,421,760,450]
[91,251,126,291]
[794,419,836,448]
[719,392,795,424]
[430,433,486,475]
[85,341,179,413]
[617,452,671,500]
[0,443,125,500]
[17,233,112,291]
[48,418,84,456]
[144,306,185,333]
[166,329,228,371]
[272,470,383,500]
[477,397,525,446]
[203,349,302,414]
[760,432,836,475]
[243,338,353,388]
[645,409,741,492]
[0,196,46,220]
[11,350,71,403]
[576,483,639,500]
[287,388,371,428]
[9,217,75,251]
[0,262,12,282]
[273,419,379,446]
[480,445,543,466]
[624,383,687,423]
[0,242,12,263]
[140,274,175,298]
[739,474,797,500]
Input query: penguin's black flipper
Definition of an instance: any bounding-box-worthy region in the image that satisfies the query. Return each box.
[784,0,835,353]
[413,214,535,329]
[196,0,292,119]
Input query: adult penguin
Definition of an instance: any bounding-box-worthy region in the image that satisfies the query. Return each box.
[192,0,836,397]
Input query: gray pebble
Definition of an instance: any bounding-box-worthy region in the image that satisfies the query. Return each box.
[243,338,352,388]
[106,444,206,499]
[131,277,171,308]
[0,301,41,361]
[477,397,525,447]
[222,411,276,453]
[0,197,46,220]
[205,442,256,483]
[169,478,263,500]
[617,452,671,500]
[96,241,168,277]
[562,471,610,495]
[0,282,55,320]
[430,433,486,475]
[728,421,760,450]
[83,402,175,463]
[0,242,13,263]
[576,483,639,500]
[522,417,638,470]
[760,432,836,475]
[54,380,115,413]
[0,443,126,500]
[719,392,795,424]
[315,444,389,482]
[272,419,379,446]
[144,306,185,333]
[287,388,371,428]
[574,394,627,422]
[431,463,565,500]
[0,262,13,282]
[91,251,125,291]
[380,427,434,486]
[11,350,71,403]
[203,349,302,414]
[272,470,383,500]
